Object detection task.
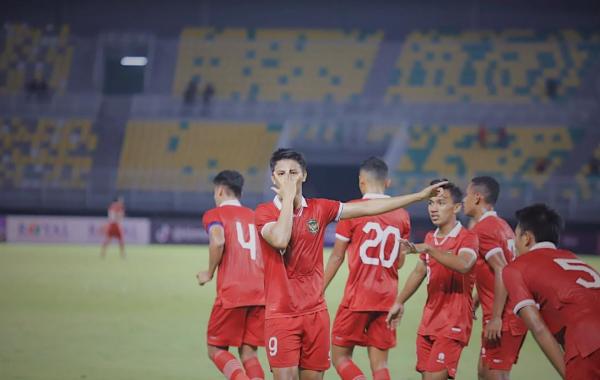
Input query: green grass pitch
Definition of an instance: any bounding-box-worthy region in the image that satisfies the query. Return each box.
[1,244,598,379]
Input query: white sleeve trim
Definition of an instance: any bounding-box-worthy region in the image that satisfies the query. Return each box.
[335,233,350,242]
[335,202,344,222]
[260,222,276,239]
[459,248,477,261]
[485,247,504,261]
[513,299,537,316]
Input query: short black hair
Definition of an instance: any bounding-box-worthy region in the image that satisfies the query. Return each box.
[213,170,244,198]
[471,176,500,205]
[515,203,563,245]
[359,156,388,182]
[269,148,307,172]
[430,178,463,204]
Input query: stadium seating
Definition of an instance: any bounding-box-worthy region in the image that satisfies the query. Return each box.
[0,117,96,189]
[391,124,581,197]
[0,23,73,94]
[173,28,383,102]
[386,29,600,103]
[117,120,282,192]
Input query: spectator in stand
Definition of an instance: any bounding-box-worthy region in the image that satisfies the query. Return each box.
[202,83,216,115]
[184,78,198,105]
[588,157,599,177]
[498,127,509,148]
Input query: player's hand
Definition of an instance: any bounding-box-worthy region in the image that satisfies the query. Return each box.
[386,302,405,330]
[400,239,418,254]
[196,271,212,286]
[271,173,298,202]
[484,317,503,341]
[417,181,448,201]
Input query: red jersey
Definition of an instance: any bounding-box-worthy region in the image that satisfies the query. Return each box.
[503,242,600,362]
[335,193,411,312]
[255,196,343,319]
[202,200,264,309]
[472,211,527,335]
[418,222,478,345]
[108,202,124,224]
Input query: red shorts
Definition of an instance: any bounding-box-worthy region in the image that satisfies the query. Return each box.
[332,305,396,350]
[565,349,600,380]
[206,303,265,347]
[264,309,330,371]
[105,223,123,239]
[480,330,526,370]
[416,335,465,379]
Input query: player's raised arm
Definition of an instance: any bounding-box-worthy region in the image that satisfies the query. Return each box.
[261,173,298,250]
[339,181,447,220]
[386,259,427,329]
[323,238,348,291]
[197,224,225,285]
[517,305,566,379]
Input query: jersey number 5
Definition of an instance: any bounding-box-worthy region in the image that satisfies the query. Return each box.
[359,222,401,268]
[235,222,257,261]
[553,258,600,289]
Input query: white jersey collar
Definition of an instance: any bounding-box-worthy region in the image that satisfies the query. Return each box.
[531,241,557,251]
[362,193,390,200]
[219,199,242,207]
[273,196,308,211]
[478,210,498,222]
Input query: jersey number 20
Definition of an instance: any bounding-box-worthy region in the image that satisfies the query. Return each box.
[235,222,257,261]
[359,222,401,268]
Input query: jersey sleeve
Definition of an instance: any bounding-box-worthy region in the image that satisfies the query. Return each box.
[458,231,479,262]
[478,228,504,262]
[503,264,536,316]
[317,198,344,224]
[254,204,277,237]
[335,219,353,242]
[201,209,222,232]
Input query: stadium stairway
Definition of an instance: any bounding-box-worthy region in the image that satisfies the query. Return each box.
[88,97,131,206]
[361,38,404,102]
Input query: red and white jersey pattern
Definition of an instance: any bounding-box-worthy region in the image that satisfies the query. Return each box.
[472,211,526,335]
[255,197,343,319]
[418,222,479,345]
[202,200,264,309]
[503,242,600,362]
[335,193,411,311]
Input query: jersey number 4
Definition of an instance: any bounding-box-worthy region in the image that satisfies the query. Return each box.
[359,222,401,268]
[553,258,600,289]
[235,222,257,261]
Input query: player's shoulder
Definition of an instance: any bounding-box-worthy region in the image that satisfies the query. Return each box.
[458,226,479,244]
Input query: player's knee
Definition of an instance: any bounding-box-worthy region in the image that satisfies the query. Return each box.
[331,351,351,368]
[206,344,223,360]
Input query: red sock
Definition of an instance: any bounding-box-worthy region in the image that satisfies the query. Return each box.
[210,350,249,380]
[242,356,264,380]
[373,368,391,380]
[335,359,366,380]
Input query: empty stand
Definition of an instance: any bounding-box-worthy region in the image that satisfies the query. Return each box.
[173,28,383,102]
[391,124,581,196]
[0,23,73,94]
[117,120,282,193]
[386,29,600,103]
[0,117,96,189]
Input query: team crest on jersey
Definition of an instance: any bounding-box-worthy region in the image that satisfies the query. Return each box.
[307,219,319,234]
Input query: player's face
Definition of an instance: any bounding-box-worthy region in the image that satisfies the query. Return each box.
[428,189,460,226]
[514,224,533,256]
[462,183,478,217]
[271,159,306,192]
